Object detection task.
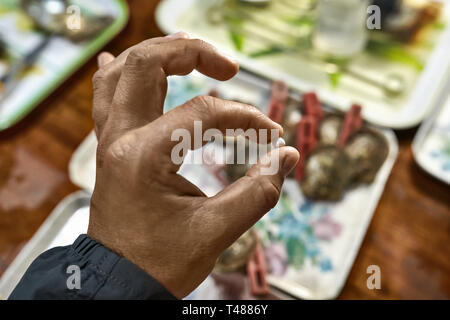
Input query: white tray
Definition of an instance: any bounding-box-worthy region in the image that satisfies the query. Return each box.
[0,0,129,130]
[412,78,450,185]
[155,0,450,129]
[0,191,90,299]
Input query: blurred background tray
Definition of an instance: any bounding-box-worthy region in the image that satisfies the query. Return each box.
[0,191,90,299]
[0,0,129,131]
[156,0,450,129]
[413,83,450,185]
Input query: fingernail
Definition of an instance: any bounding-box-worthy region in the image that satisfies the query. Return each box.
[282,151,299,177]
[97,52,107,66]
[166,31,189,39]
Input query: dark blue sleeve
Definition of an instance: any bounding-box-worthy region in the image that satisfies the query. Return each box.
[8,234,176,300]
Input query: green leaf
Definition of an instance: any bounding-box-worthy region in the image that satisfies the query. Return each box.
[229,31,244,52]
[366,38,424,71]
[328,71,342,88]
[283,16,314,28]
[249,46,284,58]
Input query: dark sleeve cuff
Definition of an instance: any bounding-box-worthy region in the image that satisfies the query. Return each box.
[9,234,177,300]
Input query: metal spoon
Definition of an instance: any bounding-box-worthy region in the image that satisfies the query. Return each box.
[0,0,113,102]
[21,0,114,41]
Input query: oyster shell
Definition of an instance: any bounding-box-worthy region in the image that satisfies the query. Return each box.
[344,130,388,185]
[319,114,342,145]
[300,146,350,201]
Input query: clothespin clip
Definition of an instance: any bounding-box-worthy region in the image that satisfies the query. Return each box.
[295,116,318,181]
[338,104,363,148]
[268,81,288,124]
[302,92,323,120]
[247,234,269,296]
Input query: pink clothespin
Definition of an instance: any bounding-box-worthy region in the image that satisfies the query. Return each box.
[338,104,363,148]
[247,235,269,296]
[295,116,318,181]
[303,92,323,120]
[268,81,288,124]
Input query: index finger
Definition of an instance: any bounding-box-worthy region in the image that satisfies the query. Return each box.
[105,39,239,140]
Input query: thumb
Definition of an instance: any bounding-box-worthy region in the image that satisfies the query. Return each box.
[205,145,299,247]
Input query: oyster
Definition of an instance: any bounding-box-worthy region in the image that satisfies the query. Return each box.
[344,130,388,185]
[300,146,350,201]
[319,114,342,145]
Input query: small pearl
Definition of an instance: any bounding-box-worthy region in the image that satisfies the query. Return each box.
[275,137,286,148]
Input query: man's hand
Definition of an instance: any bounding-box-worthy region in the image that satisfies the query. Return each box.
[88,32,300,298]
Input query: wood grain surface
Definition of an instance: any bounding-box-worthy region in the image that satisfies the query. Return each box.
[0,0,448,299]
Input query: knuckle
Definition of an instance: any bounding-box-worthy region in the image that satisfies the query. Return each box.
[126,46,159,66]
[191,38,207,49]
[140,38,158,46]
[126,47,145,62]
[104,134,136,166]
[183,38,206,56]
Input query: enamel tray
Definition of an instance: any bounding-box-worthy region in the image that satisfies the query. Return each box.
[0,0,129,130]
[412,79,450,185]
[0,191,90,299]
[155,0,450,129]
[0,71,398,300]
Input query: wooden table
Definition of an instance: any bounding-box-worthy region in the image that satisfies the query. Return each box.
[0,0,449,299]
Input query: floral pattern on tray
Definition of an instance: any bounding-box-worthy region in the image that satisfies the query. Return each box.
[256,194,339,276]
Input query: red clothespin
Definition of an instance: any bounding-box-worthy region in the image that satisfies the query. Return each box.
[338,104,363,148]
[247,236,269,296]
[303,92,323,120]
[268,81,288,124]
[295,116,318,181]
[268,100,284,125]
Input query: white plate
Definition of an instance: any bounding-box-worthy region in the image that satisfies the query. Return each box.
[413,79,450,185]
